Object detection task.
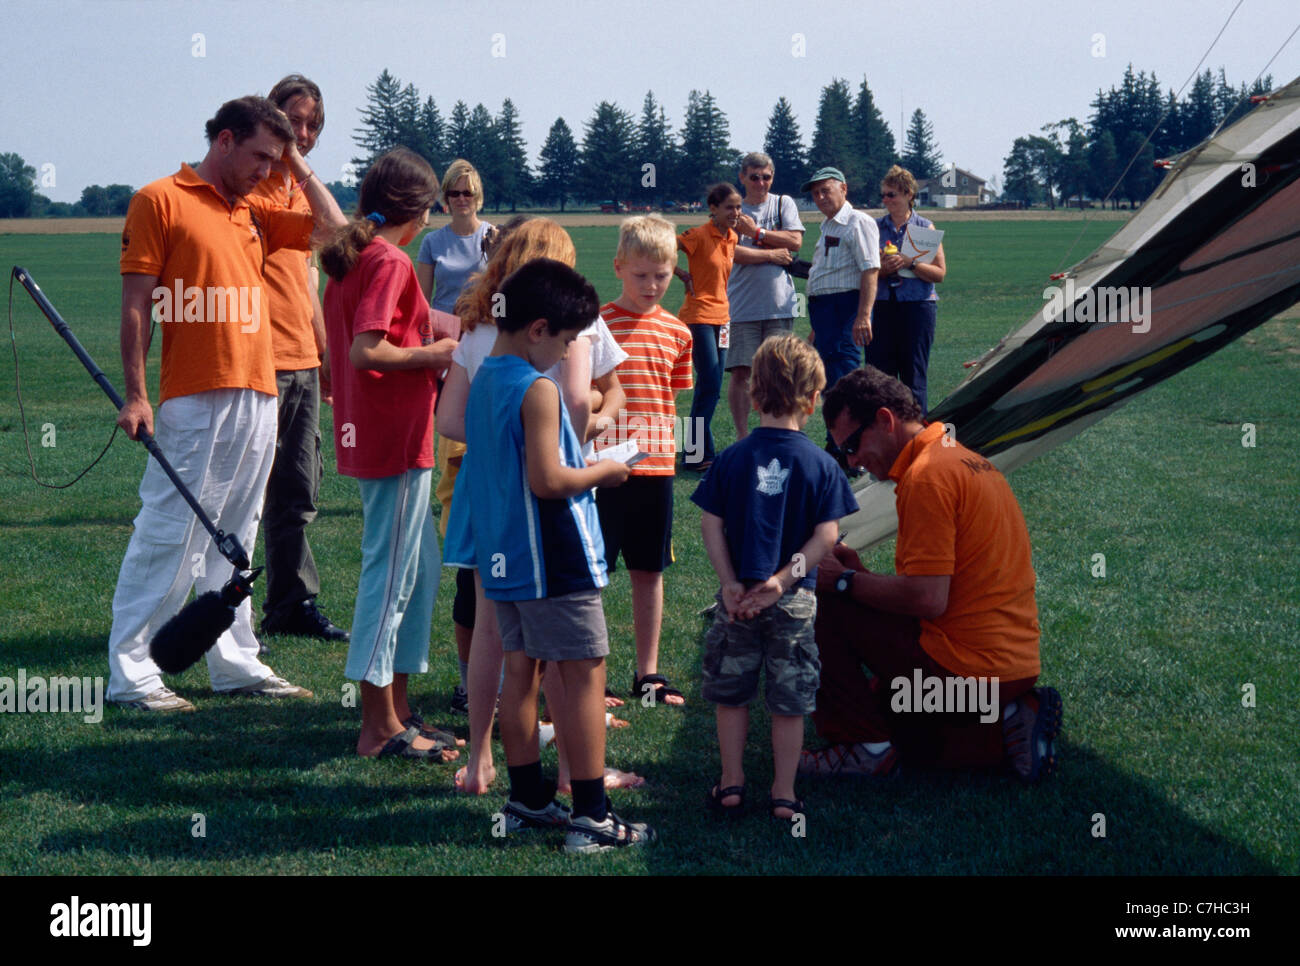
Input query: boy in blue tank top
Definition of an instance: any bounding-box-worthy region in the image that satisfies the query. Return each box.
[691,333,858,824]
[446,258,655,852]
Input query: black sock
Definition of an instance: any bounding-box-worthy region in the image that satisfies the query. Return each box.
[570,779,607,821]
[507,761,548,809]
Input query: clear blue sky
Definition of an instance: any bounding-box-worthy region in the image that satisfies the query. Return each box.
[3,0,1297,202]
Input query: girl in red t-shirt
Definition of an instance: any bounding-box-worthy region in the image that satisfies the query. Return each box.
[320,148,462,763]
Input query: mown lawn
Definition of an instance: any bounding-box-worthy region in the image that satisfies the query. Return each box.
[0,218,1295,874]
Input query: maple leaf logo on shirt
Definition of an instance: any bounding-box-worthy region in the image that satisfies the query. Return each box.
[755,458,790,496]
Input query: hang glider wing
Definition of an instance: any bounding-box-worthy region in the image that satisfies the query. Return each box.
[842,76,1300,553]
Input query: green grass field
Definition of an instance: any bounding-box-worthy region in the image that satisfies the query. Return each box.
[1,218,1296,875]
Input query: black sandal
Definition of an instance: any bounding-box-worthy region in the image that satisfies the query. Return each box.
[402,712,461,747]
[706,783,745,819]
[631,673,684,706]
[769,796,807,821]
[375,726,455,761]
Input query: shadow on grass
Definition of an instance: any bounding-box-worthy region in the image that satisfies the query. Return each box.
[0,632,1280,874]
[616,619,1279,875]
[2,632,108,666]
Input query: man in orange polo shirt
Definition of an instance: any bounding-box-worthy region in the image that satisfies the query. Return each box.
[251,75,348,645]
[108,95,346,711]
[800,366,1062,782]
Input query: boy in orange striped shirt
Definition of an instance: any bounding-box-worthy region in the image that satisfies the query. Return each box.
[597,215,692,706]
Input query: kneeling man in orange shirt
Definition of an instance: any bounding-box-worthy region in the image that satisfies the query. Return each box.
[802,366,1062,783]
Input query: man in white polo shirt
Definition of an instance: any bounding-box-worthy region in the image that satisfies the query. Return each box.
[804,166,879,401]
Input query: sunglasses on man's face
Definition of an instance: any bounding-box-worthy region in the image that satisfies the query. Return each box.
[747,173,773,182]
[445,189,475,199]
[834,423,866,470]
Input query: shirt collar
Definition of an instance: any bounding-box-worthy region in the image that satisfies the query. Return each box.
[888,421,945,483]
[174,163,248,212]
[830,201,855,225]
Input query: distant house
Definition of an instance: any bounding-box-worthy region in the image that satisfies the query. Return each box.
[915,167,994,208]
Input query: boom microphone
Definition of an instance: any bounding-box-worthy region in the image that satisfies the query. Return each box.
[150,568,262,673]
[12,266,263,673]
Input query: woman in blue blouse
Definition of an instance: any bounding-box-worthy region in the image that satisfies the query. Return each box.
[415,159,494,314]
[868,165,946,415]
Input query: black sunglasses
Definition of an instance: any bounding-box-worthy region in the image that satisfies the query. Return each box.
[834,423,866,471]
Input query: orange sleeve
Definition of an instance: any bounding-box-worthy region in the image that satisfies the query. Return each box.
[119,190,167,277]
[896,478,958,577]
[251,196,313,255]
[671,328,694,391]
[677,229,696,256]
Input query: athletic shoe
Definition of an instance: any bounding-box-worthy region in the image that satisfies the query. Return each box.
[503,796,571,834]
[261,600,350,642]
[220,675,314,700]
[797,741,899,778]
[449,684,469,716]
[114,687,195,713]
[564,805,657,853]
[1002,686,1063,784]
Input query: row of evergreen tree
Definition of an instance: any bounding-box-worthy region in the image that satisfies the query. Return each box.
[350,70,945,210]
[1003,66,1273,208]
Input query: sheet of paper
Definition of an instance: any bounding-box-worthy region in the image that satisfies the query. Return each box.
[898,225,944,277]
[595,438,648,466]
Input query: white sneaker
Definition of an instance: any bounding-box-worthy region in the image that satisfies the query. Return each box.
[503,796,571,833]
[564,807,657,853]
[116,687,196,713]
[220,675,313,699]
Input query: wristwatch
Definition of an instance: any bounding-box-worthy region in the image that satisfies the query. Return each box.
[835,570,856,596]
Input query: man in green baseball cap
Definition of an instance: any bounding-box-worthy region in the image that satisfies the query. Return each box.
[801,166,879,420]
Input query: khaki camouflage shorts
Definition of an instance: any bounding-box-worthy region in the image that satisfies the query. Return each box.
[701,586,820,715]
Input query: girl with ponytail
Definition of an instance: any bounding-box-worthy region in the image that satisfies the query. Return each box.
[322,148,464,761]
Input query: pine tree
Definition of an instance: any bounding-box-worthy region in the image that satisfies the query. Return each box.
[676,90,736,199]
[762,96,806,197]
[352,69,404,174]
[1087,128,1119,207]
[446,101,472,164]
[808,78,862,192]
[418,96,446,175]
[634,91,675,204]
[467,103,505,209]
[395,83,421,153]
[900,109,942,180]
[853,79,896,193]
[1001,137,1042,206]
[495,98,532,212]
[538,117,580,211]
[576,101,636,204]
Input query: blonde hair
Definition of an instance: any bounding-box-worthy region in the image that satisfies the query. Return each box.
[615,213,676,263]
[880,164,919,205]
[454,218,577,331]
[750,333,826,417]
[442,158,484,211]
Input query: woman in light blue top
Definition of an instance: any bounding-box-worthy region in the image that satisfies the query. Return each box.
[415,159,494,314]
[869,164,946,415]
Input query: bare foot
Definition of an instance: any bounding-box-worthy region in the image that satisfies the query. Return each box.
[557,767,646,795]
[606,713,630,730]
[604,766,646,789]
[604,694,625,709]
[454,760,497,794]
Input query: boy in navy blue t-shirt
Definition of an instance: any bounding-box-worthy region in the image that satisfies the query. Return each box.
[691,333,858,822]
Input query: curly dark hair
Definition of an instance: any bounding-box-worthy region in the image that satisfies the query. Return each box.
[822,365,922,430]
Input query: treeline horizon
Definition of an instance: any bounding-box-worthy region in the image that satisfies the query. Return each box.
[0,63,1278,218]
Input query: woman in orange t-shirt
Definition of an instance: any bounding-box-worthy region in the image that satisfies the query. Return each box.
[676,183,742,470]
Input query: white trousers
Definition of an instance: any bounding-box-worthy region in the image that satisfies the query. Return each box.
[107,389,277,701]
